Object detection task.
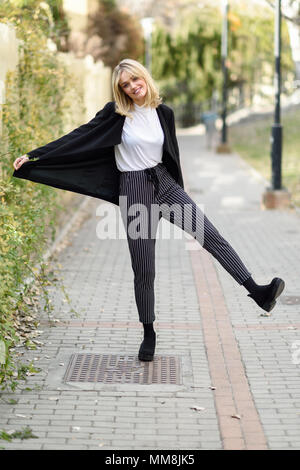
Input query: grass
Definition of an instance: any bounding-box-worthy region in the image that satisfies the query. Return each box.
[228,105,300,207]
[0,426,38,442]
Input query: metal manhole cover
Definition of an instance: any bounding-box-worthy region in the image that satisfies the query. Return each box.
[279,295,300,305]
[63,353,181,385]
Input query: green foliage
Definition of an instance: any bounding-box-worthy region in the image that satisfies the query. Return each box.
[42,0,71,52]
[229,106,300,207]
[227,5,294,102]
[0,1,80,390]
[151,19,222,125]
[0,426,38,441]
[151,4,294,123]
[152,22,222,104]
[6,0,70,51]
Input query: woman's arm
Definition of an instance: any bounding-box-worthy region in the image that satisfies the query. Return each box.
[24,101,114,161]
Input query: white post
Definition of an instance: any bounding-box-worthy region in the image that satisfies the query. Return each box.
[140,17,154,73]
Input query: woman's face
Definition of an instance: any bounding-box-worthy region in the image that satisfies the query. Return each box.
[119,70,148,105]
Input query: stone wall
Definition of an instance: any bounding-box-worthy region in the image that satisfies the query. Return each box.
[0,21,112,135]
[0,22,19,134]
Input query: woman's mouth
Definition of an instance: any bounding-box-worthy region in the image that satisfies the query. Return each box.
[133,87,142,95]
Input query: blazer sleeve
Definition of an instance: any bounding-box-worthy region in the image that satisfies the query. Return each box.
[26,101,114,160]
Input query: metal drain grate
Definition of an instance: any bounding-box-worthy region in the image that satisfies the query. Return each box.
[63,353,181,385]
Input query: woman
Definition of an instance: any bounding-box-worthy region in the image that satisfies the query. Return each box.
[13,58,285,362]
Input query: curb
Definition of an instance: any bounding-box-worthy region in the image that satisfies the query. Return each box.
[22,194,92,287]
[42,195,92,262]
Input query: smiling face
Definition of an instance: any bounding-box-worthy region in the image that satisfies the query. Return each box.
[119,70,148,106]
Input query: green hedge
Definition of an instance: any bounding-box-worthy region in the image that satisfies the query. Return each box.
[0,2,82,390]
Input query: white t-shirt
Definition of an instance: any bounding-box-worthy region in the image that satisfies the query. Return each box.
[114,103,164,172]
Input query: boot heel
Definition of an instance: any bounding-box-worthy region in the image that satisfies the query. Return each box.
[138,333,156,362]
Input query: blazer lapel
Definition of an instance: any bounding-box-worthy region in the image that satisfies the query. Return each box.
[156,105,168,150]
[156,105,176,161]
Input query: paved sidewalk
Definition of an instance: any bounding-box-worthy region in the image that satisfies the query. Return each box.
[0,130,299,450]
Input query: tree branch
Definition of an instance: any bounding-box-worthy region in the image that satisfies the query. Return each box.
[264,0,300,25]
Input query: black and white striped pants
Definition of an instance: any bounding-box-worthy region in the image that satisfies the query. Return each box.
[119,162,251,324]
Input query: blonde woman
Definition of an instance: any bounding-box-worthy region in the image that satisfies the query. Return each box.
[13,58,285,361]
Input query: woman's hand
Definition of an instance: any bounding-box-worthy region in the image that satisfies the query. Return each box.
[13,154,29,170]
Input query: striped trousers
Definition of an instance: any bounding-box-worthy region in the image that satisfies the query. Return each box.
[119,162,251,324]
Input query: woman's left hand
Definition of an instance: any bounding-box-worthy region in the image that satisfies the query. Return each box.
[13,154,29,170]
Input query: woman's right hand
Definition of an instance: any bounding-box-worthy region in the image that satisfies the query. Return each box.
[13,154,29,170]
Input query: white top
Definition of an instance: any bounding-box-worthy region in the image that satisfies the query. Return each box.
[114,103,164,172]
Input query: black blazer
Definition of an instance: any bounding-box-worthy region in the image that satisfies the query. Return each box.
[12,101,184,206]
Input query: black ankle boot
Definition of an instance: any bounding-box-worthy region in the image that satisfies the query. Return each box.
[247,277,285,312]
[138,331,156,362]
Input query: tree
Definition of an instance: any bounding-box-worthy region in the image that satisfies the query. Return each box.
[151,18,222,125]
[151,2,294,125]
[223,3,293,105]
[85,0,144,68]
[265,0,300,81]
[44,0,70,52]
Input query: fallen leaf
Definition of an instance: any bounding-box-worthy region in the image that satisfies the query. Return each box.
[31,340,43,346]
[231,414,241,419]
[190,406,205,412]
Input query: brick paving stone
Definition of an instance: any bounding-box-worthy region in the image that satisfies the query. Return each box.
[181,134,300,450]
[1,132,299,450]
[0,183,221,449]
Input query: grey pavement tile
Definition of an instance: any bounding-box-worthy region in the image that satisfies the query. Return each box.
[1,134,299,451]
[180,134,300,450]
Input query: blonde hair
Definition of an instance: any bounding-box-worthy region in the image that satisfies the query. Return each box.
[112,58,162,117]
